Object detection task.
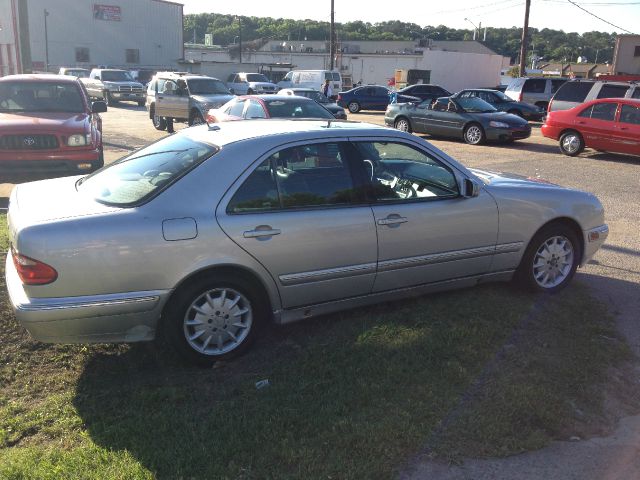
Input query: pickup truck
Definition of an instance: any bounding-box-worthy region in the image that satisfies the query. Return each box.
[85,69,145,106]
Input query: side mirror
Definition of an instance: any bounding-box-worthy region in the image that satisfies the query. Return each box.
[463,178,480,198]
[91,101,107,113]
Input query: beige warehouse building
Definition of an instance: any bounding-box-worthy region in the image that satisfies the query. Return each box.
[0,0,183,75]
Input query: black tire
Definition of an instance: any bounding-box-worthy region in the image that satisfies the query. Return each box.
[162,273,266,366]
[394,117,412,133]
[104,91,115,106]
[151,107,167,131]
[516,223,581,293]
[247,88,254,95]
[559,130,584,156]
[347,101,361,113]
[463,123,485,145]
[137,100,145,107]
[189,110,205,126]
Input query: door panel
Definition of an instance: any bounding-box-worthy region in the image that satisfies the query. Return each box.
[575,102,618,150]
[613,104,640,155]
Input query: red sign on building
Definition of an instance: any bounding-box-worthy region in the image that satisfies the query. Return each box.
[93,4,121,21]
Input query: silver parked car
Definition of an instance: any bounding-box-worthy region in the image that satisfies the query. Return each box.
[5,120,608,365]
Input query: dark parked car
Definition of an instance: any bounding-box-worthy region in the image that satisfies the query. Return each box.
[542,98,640,156]
[278,88,347,119]
[397,84,451,102]
[453,89,545,121]
[385,96,531,145]
[337,85,419,113]
[0,74,107,176]
[549,79,640,113]
[206,95,335,123]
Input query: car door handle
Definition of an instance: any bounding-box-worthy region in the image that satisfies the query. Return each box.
[243,227,281,238]
[619,127,629,131]
[377,215,408,226]
[577,121,586,125]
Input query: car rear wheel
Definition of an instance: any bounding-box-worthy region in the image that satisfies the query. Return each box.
[516,223,580,293]
[464,123,485,145]
[559,131,584,156]
[163,274,265,366]
[189,110,205,126]
[151,108,167,131]
[247,88,254,95]
[394,117,412,133]
[347,101,361,113]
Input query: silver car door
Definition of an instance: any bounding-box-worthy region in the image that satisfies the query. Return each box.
[217,141,377,309]
[351,138,499,292]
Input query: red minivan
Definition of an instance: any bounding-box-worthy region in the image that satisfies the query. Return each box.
[542,98,640,157]
[0,74,107,177]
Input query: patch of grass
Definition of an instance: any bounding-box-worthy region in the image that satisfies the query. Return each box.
[0,213,7,253]
[0,257,636,479]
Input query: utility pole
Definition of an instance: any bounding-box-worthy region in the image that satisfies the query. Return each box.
[238,16,242,64]
[329,0,335,70]
[518,0,531,77]
[44,9,49,72]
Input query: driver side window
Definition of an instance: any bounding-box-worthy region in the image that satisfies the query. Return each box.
[352,142,459,202]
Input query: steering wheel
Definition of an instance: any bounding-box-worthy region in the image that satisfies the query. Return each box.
[142,169,173,186]
[393,178,417,199]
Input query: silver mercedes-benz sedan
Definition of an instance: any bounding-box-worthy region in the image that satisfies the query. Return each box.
[5,120,608,365]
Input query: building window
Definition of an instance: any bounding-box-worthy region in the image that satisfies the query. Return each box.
[634,46,640,57]
[75,47,90,63]
[126,49,140,64]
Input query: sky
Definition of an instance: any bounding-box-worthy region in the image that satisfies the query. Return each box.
[178,0,640,35]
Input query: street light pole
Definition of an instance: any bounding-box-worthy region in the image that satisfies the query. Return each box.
[237,16,242,64]
[518,0,531,77]
[464,18,478,41]
[44,9,49,72]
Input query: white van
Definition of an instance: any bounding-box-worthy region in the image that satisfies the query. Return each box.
[277,70,342,93]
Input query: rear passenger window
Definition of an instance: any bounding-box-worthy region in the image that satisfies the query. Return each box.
[228,100,246,117]
[227,159,279,213]
[578,102,618,121]
[553,81,593,102]
[620,105,640,125]
[551,80,566,93]
[632,89,640,99]
[597,84,630,99]
[523,79,546,93]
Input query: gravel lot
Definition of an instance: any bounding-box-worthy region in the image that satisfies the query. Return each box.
[1,103,639,479]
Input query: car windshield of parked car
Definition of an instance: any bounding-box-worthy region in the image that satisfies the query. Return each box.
[77,135,218,206]
[65,70,89,78]
[297,90,329,103]
[187,78,230,95]
[493,91,511,102]
[245,73,270,83]
[0,81,85,113]
[264,99,334,118]
[101,71,134,82]
[456,97,496,113]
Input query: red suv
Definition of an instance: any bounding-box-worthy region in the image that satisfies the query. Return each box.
[0,74,107,177]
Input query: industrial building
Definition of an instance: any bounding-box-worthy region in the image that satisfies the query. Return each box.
[0,0,183,75]
[612,34,640,75]
[184,40,509,93]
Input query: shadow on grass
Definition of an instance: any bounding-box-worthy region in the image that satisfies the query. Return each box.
[70,277,640,479]
[73,285,533,479]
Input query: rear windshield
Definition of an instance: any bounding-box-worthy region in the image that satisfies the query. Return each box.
[264,99,334,118]
[187,78,230,95]
[78,135,217,206]
[553,81,594,102]
[0,81,85,113]
[597,84,630,99]
[64,69,89,78]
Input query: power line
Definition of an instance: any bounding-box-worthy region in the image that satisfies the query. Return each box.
[565,0,638,32]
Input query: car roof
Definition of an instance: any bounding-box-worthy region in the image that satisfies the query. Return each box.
[282,88,316,92]
[237,94,315,101]
[460,88,500,93]
[0,74,79,84]
[186,119,387,147]
[583,98,640,107]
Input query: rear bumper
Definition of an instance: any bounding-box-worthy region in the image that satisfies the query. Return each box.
[540,123,562,140]
[5,252,170,343]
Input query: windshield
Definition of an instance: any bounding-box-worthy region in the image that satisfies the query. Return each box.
[492,91,511,101]
[456,97,496,113]
[101,70,134,82]
[263,99,334,119]
[78,135,218,206]
[65,70,89,78]
[245,73,270,83]
[0,81,85,113]
[296,90,329,103]
[187,78,230,95]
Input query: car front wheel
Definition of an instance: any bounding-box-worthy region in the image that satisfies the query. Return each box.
[464,123,485,145]
[516,223,581,293]
[394,117,412,133]
[559,131,584,156]
[189,110,205,126]
[163,274,265,366]
[347,101,361,113]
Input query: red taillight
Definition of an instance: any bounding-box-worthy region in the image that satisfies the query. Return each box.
[518,92,523,102]
[11,248,58,285]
